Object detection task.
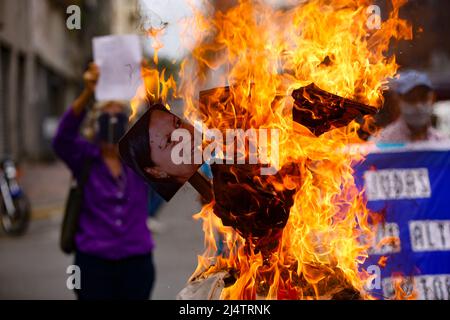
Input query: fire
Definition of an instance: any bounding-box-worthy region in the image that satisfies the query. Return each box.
[178,0,411,300]
[377,256,388,268]
[130,27,177,120]
[136,0,413,299]
[390,275,418,300]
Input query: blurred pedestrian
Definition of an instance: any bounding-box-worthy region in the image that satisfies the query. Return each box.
[375,70,446,143]
[53,63,155,300]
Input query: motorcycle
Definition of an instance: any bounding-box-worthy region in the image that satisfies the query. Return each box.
[0,158,31,236]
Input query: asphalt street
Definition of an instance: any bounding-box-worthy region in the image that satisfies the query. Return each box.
[0,178,205,300]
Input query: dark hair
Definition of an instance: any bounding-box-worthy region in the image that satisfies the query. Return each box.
[400,85,434,104]
[119,103,183,201]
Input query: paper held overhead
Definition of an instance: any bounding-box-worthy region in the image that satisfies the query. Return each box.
[93,34,143,102]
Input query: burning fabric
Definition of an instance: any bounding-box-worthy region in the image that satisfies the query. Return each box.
[120,0,413,300]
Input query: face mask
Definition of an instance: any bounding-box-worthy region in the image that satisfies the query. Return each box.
[399,101,433,129]
[97,112,128,144]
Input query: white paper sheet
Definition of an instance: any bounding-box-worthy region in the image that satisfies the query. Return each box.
[93,35,143,101]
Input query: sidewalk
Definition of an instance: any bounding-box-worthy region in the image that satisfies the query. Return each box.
[20,161,71,220]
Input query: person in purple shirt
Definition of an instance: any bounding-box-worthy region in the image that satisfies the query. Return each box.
[53,63,155,300]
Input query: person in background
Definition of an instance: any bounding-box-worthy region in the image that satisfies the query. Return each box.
[53,63,155,300]
[375,70,446,143]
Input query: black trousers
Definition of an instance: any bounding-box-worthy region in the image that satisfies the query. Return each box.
[74,251,155,300]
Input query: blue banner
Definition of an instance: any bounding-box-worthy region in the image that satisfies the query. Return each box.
[354,142,450,300]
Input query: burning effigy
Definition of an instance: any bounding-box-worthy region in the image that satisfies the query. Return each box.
[120,0,413,300]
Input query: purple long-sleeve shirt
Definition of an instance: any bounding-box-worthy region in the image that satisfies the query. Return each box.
[53,108,154,260]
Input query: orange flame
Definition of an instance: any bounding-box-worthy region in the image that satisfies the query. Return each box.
[377,256,388,268]
[175,0,412,300]
[390,275,418,300]
[130,27,177,120]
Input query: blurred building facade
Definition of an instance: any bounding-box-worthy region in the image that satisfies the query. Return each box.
[0,0,139,161]
[375,0,450,100]
[110,0,140,35]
